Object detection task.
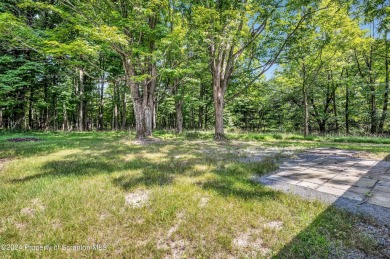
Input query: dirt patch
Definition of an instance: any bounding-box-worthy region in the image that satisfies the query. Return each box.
[15,222,27,230]
[125,190,150,208]
[157,211,187,257]
[166,212,185,238]
[163,240,186,259]
[99,211,110,221]
[7,137,42,142]
[51,219,62,230]
[263,221,283,230]
[0,158,11,171]
[20,198,46,216]
[199,197,209,208]
[233,229,271,257]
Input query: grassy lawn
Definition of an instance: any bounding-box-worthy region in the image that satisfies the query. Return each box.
[0,131,388,258]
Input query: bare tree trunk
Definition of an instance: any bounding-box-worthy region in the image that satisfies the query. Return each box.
[113,83,119,130]
[368,45,377,134]
[345,84,350,134]
[370,88,376,134]
[198,106,203,129]
[213,84,225,140]
[153,101,157,130]
[79,69,84,131]
[121,92,127,130]
[303,82,309,137]
[133,99,145,138]
[99,76,104,130]
[144,106,152,135]
[44,81,49,130]
[53,96,58,130]
[123,58,146,139]
[28,85,34,130]
[62,102,68,131]
[332,88,339,133]
[379,30,389,133]
[205,102,209,130]
[176,104,183,133]
[211,51,230,140]
[198,83,205,129]
[140,60,156,137]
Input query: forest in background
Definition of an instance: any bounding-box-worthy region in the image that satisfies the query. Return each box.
[0,0,389,139]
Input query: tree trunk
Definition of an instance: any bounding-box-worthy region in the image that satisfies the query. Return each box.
[176,103,183,133]
[28,85,34,130]
[121,92,127,130]
[44,81,49,130]
[198,83,205,129]
[99,75,104,130]
[332,88,339,132]
[205,103,209,129]
[310,97,325,133]
[123,58,147,139]
[345,83,350,134]
[319,122,325,133]
[133,99,145,138]
[370,87,376,134]
[62,101,68,131]
[143,63,155,137]
[379,30,389,133]
[113,83,119,130]
[303,82,309,137]
[144,106,152,135]
[198,107,204,129]
[211,54,230,140]
[153,102,157,130]
[78,69,84,131]
[54,96,58,130]
[368,45,377,134]
[214,85,225,140]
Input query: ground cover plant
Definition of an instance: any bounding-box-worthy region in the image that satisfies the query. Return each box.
[0,131,388,258]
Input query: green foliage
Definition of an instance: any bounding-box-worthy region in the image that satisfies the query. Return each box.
[0,0,389,136]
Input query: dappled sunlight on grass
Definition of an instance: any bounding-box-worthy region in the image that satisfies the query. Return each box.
[0,131,388,257]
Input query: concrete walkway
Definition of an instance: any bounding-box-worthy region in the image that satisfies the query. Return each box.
[263,148,390,209]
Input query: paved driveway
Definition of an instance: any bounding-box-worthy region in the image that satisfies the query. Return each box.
[263,148,390,209]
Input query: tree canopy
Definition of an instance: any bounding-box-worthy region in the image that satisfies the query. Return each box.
[0,0,389,138]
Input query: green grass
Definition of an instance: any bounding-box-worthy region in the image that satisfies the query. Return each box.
[0,131,388,258]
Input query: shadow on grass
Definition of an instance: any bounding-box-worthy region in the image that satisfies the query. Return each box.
[8,140,286,205]
[198,160,282,201]
[3,134,390,257]
[200,177,281,201]
[8,141,217,190]
[275,207,368,258]
[0,136,125,158]
[112,169,174,189]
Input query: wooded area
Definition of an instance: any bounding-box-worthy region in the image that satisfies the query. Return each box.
[0,0,389,139]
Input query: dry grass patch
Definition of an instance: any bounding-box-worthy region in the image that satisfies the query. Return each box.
[125,189,150,208]
[0,132,388,257]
